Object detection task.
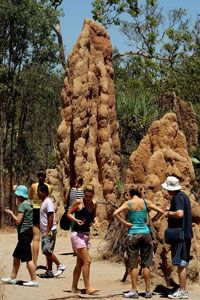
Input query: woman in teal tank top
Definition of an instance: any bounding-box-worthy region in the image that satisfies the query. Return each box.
[113,187,163,299]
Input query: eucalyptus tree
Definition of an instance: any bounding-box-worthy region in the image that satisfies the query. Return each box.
[92,0,200,147]
[92,0,195,89]
[0,0,64,226]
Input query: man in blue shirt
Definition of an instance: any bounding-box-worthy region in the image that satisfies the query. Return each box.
[162,176,193,299]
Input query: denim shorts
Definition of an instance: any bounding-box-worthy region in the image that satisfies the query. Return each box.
[171,240,191,266]
[71,231,91,250]
[127,233,154,269]
[41,230,57,255]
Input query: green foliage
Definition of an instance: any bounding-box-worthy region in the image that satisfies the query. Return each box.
[0,0,64,183]
[93,0,200,104]
[116,179,125,197]
[49,142,59,169]
[191,146,200,182]
[92,0,140,27]
[96,0,200,188]
[109,1,200,123]
[13,64,63,175]
[116,90,158,154]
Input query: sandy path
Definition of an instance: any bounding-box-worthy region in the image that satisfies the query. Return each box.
[0,231,199,300]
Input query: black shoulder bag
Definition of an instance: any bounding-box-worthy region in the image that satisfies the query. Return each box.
[60,208,71,230]
[164,196,185,244]
[60,195,71,230]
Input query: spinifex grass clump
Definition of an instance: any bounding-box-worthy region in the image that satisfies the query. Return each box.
[102,217,127,262]
[0,266,5,300]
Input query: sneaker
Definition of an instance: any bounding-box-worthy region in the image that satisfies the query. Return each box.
[168,289,188,299]
[54,264,66,277]
[0,277,17,284]
[123,290,139,298]
[23,281,39,287]
[145,291,152,298]
[38,270,54,278]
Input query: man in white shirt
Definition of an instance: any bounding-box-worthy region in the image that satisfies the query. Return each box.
[38,184,66,278]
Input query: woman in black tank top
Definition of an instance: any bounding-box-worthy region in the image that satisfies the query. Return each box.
[67,185,99,295]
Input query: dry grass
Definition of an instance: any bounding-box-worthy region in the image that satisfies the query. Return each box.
[97,197,128,263]
[102,219,127,262]
[0,236,6,300]
[0,261,5,300]
[0,283,5,300]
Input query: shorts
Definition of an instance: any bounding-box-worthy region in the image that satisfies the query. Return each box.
[33,208,40,226]
[71,231,91,250]
[171,239,191,266]
[13,228,33,262]
[127,233,154,269]
[41,230,57,255]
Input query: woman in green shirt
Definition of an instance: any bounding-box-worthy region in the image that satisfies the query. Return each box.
[1,185,38,287]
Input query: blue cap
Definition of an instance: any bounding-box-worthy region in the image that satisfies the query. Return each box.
[15,185,29,199]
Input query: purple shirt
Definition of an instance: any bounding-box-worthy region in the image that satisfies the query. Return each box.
[40,197,56,233]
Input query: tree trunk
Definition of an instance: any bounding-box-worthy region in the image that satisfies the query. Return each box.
[0,109,6,227]
[53,22,67,71]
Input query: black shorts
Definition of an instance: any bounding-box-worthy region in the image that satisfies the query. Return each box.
[127,233,154,269]
[13,228,33,262]
[33,208,40,226]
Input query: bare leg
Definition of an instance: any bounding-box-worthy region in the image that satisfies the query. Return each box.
[76,248,97,294]
[46,253,61,270]
[78,248,90,291]
[26,260,37,281]
[10,257,20,279]
[178,266,186,291]
[32,225,40,268]
[143,267,151,291]
[71,253,83,293]
[130,268,139,291]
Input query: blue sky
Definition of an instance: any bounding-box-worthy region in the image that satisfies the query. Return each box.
[60,0,200,55]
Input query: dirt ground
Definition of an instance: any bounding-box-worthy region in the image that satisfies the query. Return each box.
[0,230,199,300]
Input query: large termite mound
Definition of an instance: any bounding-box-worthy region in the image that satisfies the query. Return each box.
[126,112,200,283]
[57,19,121,219]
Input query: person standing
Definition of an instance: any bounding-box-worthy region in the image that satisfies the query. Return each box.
[68,177,84,208]
[67,184,99,295]
[38,183,66,278]
[162,176,193,299]
[29,170,53,269]
[113,187,163,299]
[1,185,38,287]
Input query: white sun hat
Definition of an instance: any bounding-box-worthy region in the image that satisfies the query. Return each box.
[161,176,182,191]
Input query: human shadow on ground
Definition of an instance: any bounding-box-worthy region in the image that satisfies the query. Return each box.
[59,252,75,256]
[50,290,122,300]
[15,280,25,285]
[36,265,46,270]
[2,280,35,286]
[63,289,86,294]
[154,283,179,298]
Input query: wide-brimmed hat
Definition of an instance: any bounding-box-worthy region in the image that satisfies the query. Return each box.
[161,176,182,191]
[15,185,29,198]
